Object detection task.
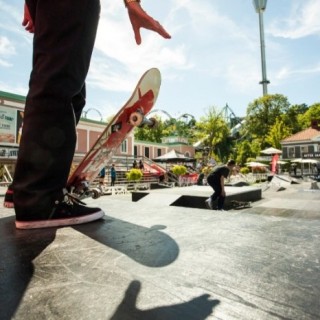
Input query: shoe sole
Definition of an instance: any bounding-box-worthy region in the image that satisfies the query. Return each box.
[15,210,105,230]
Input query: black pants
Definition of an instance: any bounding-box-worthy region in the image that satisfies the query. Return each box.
[13,0,100,219]
[207,176,225,210]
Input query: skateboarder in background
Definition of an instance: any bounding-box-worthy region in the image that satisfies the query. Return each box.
[205,160,236,211]
[12,0,171,229]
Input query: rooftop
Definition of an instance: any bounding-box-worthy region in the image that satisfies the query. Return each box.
[282,127,320,143]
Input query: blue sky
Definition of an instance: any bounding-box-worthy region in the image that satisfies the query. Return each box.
[0,0,319,121]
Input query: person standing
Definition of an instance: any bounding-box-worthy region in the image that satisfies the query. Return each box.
[132,160,138,168]
[12,0,171,229]
[110,164,117,186]
[205,160,236,211]
[139,160,144,171]
[99,167,106,185]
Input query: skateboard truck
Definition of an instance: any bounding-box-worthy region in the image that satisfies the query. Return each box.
[129,109,157,128]
[69,180,101,200]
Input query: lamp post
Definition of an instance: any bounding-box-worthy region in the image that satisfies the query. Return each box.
[253,0,270,96]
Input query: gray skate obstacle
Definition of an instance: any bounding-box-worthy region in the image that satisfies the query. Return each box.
[132,185,262,209]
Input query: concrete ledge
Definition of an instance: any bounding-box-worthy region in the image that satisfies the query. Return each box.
[132,187,262,209]
[171,188,262,209]
[132,192,149,202]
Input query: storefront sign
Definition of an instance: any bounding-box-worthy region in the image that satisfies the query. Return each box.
[302,152,320,159]
[0,106,24,146]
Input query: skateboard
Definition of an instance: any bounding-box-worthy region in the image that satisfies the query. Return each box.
[230,200,251,209]
[68,68,161,199]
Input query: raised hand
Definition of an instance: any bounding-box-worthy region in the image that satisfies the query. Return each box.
[22,3,34,33]
[126,2,171,45]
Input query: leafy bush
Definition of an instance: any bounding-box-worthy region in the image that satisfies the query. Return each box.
[126,168,143,181]
[240,167,250,175]
[171,165,187,176]
[201,166,213,176]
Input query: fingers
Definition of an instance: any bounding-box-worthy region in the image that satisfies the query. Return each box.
[22,21,34,33]
[133,22,170,45]
[22,18,28,27]
[136,21,171,44]
[155,22,171,40]
[127,5,171,45]
[134,27,142,45]
[22,4,35,33]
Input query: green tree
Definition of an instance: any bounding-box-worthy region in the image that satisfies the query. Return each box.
[245,94,291,148]
[297,103,320,129]
[235,140,255,166]
[281,103,308,134]
[265,118,291,149]
[194,106,230,162]
[134,116,165,143]
[163,117,196,139]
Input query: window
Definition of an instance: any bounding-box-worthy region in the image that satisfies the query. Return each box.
[121,140,127,153]
[144,147,149,158]
[301,145,308,154]
[157,148,162,156]
[288,147,295,158]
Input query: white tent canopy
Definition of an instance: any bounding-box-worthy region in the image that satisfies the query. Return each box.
[153,149,194,163]
[291,158,319,164]
[261,147,282,155]
[246,161,269,167]
[276,160,287,164]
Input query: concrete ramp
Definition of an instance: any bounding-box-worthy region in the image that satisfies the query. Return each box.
[273,174,300,184]
[132,192,182,206]
[132,185,262,209]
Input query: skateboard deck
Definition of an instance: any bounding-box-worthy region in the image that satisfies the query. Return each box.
[230,200,251,209]
[68,68,161,196]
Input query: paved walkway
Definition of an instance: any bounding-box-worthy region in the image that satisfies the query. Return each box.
[0,179,319,319]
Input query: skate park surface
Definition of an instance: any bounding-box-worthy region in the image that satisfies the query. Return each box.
[0,177,320,320]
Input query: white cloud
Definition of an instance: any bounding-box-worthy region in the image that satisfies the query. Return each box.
[0,81,27,95]
[0,36,16,66]
[276,63,320,80]
[269,0,320,39]
[88,1,190,93]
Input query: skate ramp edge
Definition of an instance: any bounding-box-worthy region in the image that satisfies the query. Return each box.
[132,192,182,206]
[132,188,262,209]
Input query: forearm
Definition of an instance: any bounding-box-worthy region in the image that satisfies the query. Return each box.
[124,0,141,7]
[220,176,225,192]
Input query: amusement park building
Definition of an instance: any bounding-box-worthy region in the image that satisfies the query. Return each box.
[0,91,195,175]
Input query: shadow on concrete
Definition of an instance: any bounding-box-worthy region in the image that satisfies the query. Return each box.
[0,216,180,319]
[0,216,56,320]
[73,216,180,267]
[110,280,220,320]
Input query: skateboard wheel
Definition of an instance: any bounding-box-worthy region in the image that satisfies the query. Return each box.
[91,188,101,199]
[129,112,143,126]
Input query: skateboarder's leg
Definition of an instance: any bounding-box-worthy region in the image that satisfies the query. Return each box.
[13,0,104,228]
[208,180,225,210]
[73,85,87,124]
[206,177,221,209]
[217,195,225,210]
